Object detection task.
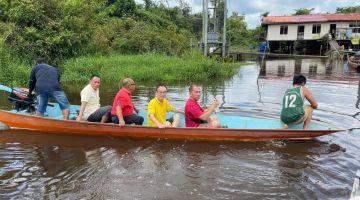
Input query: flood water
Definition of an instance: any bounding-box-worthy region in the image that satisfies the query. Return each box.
[0,57,359,199]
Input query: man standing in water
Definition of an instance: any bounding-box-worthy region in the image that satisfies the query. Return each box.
[28,58,70,119]
[281,74,318,129]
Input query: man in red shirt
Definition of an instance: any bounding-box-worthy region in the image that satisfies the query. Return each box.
[184,84,221,128]
[111,78,143,126]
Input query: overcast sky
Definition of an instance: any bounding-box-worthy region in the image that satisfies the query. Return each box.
[136,0,360,29]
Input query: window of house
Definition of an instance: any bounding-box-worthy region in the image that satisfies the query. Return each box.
[280,25,288,35]
[312,24,321,34]
[350,22,360,33]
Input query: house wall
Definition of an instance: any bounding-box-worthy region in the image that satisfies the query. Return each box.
[266,22,360,41]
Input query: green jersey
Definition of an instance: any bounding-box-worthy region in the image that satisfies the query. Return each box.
[280,86,304,124]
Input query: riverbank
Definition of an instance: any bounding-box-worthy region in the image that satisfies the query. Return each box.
[62,52,246,83]
[0,51,246,86]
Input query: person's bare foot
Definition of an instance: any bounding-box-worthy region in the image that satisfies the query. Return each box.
[283,124,288,129]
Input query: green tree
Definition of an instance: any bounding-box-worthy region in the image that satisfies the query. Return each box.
[227,13,249,48]
[336,6,360,13]
[261,12,269,17]
[107,0,136,18]
[1,0,105,63]
[292,8,314,15]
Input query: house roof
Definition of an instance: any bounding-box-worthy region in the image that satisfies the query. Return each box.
[262,13,360,25]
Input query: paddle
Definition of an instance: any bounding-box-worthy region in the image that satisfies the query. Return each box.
[0,84,12,93]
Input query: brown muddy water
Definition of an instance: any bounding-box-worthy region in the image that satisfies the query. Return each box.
[0,57,359,199]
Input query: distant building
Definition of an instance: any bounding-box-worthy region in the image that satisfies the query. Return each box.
[261,13,360,54]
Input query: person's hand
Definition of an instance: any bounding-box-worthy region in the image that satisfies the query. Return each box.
[75,116,82,122]
[158,124,166,129]
[119,119,126,127]
[211,99,219,108]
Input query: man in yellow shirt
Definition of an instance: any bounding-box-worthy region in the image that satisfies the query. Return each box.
[147,84,183,128]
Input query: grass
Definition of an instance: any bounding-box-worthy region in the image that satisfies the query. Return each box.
[0,49,247,87]
[62,51,247,84]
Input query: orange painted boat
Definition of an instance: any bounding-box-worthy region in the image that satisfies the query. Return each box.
[348,56,360,70]
[0,108,343,141]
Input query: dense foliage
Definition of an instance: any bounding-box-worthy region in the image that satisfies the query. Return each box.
[0,1,249,86]
[0,0,198,63]
[227,12,264,51]
[62,51,243,83]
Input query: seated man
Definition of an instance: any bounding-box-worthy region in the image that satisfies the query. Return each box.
[147,84,183,128]
[76,75,111,123]
[184,84,221,128]
[281,74,318,130]
[111,78,144,126]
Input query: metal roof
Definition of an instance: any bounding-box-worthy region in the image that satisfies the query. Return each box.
[262,13,360,25]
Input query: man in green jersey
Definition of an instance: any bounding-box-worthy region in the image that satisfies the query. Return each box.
[281,74,318,129]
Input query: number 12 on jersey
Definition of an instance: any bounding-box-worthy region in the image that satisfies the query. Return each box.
[284,94,296,108]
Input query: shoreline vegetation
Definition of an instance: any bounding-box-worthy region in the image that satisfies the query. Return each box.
[0,48,247,86]
[0,0,251,87]
[0,1,357,87]
[62,51,247,84]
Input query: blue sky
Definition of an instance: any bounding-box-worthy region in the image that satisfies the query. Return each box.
[136,0,360,29]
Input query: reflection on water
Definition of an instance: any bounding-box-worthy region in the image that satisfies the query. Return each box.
[260,57,359,80]
[0,57,360,199]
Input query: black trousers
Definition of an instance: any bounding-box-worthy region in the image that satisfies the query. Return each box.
[111,114,144,125]
[87,106,112,122]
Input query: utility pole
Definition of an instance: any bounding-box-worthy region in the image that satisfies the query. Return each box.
[202,0,208,56]
[213,0,217,33]
[202,0,227,57]
[222,0,227,57]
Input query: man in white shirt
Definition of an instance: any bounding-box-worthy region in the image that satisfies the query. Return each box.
[76,75,111,123]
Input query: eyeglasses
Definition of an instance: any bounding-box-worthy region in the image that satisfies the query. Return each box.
[130,83,135,86]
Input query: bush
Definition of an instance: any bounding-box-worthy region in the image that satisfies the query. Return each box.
[61,51,244,83]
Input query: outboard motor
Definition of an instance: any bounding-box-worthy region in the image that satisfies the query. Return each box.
[8,87,35,112]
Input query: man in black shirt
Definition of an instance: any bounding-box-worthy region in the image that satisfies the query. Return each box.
[28,58,70,119]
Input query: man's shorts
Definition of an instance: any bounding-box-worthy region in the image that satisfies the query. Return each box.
[37,91,70,114]
[293,105,313,124]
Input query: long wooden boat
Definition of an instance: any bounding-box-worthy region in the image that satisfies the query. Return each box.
[348,56,360,70]
[0,104,343,141]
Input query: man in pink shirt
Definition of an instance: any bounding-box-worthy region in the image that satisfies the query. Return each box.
[184,84,221,128]
[111,78,143,126]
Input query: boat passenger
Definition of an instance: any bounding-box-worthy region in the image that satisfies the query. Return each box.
[76,75,112,123]
[184,84,222,128]
[28,58,70,119]
[111,78,144,126]
[280,74,318,130]
[147,84,183,128]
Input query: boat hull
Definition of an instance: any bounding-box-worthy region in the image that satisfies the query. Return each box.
[0,110,342,141]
